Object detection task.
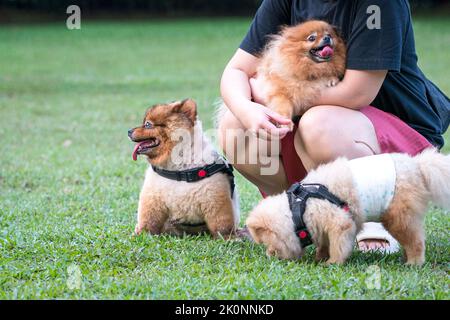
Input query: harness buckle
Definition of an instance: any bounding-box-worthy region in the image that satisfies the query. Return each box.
[185,171,198,183]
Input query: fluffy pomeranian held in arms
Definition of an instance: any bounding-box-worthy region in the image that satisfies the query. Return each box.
[257,20,346,126]
[128,99,239,239]
[246,149,450,265]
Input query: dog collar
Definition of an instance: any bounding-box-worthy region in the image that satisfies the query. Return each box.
[287,183,349,248]
[152,161,235,197]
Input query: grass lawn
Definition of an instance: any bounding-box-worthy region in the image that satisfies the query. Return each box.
[0,17,449,300]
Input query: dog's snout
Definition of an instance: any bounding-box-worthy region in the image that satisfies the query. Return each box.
[322,35,331,44]
[128,128,134,138]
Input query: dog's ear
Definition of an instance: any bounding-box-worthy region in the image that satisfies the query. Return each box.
[172,99,197,123]
[246,215,271,244]
[331,25,343,39]
[248,227,265,244]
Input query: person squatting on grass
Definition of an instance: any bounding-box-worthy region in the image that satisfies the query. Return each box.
[218,0,450,252]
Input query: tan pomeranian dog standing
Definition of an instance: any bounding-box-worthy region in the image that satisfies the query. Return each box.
[257,20,346,124]
[246,149,450,265]
[128,99,239,238]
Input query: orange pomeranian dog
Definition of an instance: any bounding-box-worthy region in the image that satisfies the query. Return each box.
[128,99,239,238]
[257,20,346,124]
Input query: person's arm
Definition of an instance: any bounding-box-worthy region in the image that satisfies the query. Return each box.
[220,49,292,139]
[314,69,388,109]
[220,0,293,139]
[220,49,257,117]
[317,0,409,109]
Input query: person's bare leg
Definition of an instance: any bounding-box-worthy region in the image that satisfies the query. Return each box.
[294,105,390,251]
[218,108,289,196]
[295,105,381,170]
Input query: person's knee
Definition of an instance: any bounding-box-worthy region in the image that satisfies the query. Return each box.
[217,108,241,157]
[297,106,341,162]
[298,107,337,148]
[217,110,260,180]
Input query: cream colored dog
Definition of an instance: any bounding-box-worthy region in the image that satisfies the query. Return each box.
[246,149,450,265]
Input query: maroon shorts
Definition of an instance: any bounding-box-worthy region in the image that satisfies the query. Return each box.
[280,106,433,186]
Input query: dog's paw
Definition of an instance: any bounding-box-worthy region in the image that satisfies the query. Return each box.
[325,258,345,265]
[266,248,279,258]
[405,258,425,266]
[327,78,339,87]
[134,224,143,235]
[277,122,294,132]
[315,251,330,262]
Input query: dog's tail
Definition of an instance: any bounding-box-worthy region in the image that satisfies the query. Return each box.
[415,148,450,210]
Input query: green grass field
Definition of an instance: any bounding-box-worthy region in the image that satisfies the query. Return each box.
[0,17,449,300]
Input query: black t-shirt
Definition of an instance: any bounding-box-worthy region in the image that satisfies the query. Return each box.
[240,0,449,149]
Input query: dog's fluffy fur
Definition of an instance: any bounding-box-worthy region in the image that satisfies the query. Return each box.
[129,99,239,238]
[258,20,346,123]
[246,149,450,265]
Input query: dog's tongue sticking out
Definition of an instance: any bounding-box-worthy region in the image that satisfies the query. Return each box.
[132,143,141,161]
[319,46,334,58]
[132,140,158,161]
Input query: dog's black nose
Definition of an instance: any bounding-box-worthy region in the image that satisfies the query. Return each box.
[128,129,134,138]
[323,35,331,44]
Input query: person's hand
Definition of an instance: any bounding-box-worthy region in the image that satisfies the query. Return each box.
[237,100,293,141]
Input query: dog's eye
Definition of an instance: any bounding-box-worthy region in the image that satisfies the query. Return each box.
[307,35,316,42]
[144,121,153,129]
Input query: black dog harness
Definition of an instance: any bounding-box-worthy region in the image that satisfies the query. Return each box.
[287,183,350,248]
[152,161,235,197]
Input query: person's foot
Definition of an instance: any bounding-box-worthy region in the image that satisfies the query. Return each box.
[357,239,390,252]
[235,226,254,241]
[356,222,400,254]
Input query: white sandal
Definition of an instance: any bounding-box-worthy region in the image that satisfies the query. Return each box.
[356,222,400,254]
